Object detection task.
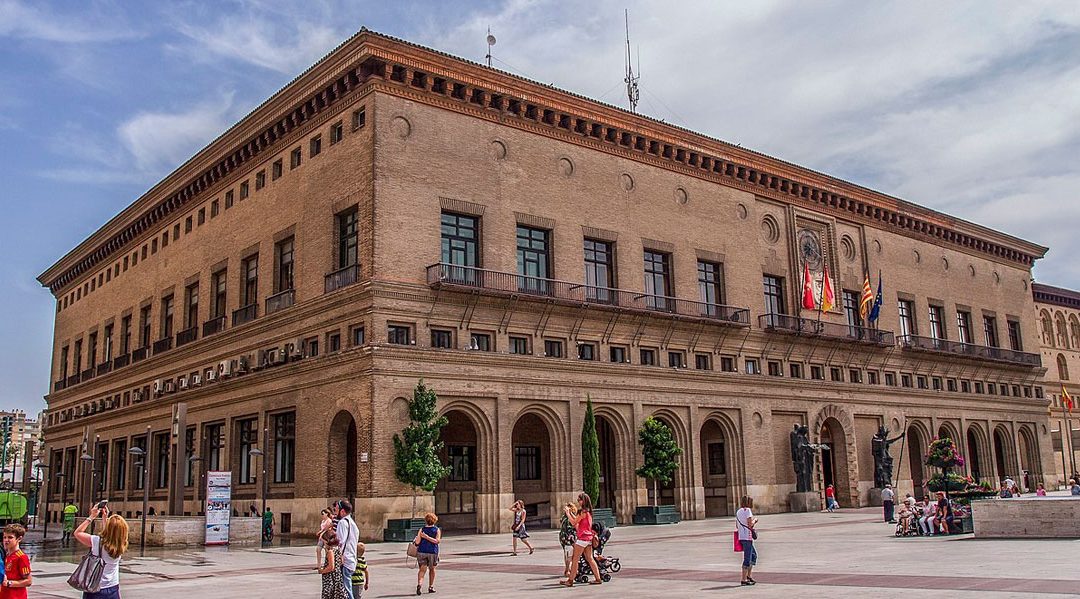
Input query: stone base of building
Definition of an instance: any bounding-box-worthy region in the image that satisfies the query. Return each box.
[972,497,1080,537]
[867,487,884,506]
[788,491,821,513]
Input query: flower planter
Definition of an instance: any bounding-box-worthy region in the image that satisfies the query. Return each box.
[632,505,680,525]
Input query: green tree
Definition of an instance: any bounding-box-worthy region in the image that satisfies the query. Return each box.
[581,395,601,504]
[393,380,451,517]
[635,417,682,505]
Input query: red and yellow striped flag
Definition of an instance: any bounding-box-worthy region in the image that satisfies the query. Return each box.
[859,272,874,320]
[1064,384,1074,413]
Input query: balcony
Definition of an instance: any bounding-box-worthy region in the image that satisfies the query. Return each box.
[899,335,1041,367]
[203,316,226,337]
[66,373,80,387]
[96,362,112,376]
[80,367,95,381]
[759,314,895,346]
[54,379,67,392]
[426,263,751,326]
[265,288,295,315]
[153,337,173,355]
[112,353,130,369]
[131,346,149,363]
[325,264,360,293]
[176,326,198,347]
[232,303,258,327]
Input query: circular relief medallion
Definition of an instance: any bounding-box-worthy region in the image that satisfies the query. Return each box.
[391,116,411,139]
[736,203,748,220]
[620,173,635,192]
[674,187,688,205]
[762,216,782,246]
[491,140,507,160]
[840,235,856,262]
[872,239,882,254]
[752,412,763,429]
[558,157,574,177]
[797,229,822,269]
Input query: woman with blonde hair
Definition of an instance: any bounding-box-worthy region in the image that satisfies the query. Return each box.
[74,503,129,598]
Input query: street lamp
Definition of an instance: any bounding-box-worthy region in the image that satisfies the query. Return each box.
[128,445,149,548]
[188,455,204,515]
[248,447,267,520]
[80,452,96,534]
[34,463,49,540]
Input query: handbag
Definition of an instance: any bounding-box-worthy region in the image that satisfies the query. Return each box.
[67,540,105,593]
[406,539,419,558]
[732,531,743,552]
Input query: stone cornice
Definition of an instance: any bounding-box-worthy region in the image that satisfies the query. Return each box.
[1033,282,1080,310]
[39,29,1047,295]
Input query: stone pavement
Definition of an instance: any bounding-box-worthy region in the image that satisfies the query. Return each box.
[21,506,1080,598]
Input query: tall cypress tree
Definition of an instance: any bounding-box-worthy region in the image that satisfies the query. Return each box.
[581,395,601,505]
[636,417,682,505]
[393,380,451,517]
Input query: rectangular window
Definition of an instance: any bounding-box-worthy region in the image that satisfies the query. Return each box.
[441,212,480,280]
[351,326,365,347]
[643,250,672,310]
[431,329,453,349]
[763,275,785,323]
[132,437,146,490]
[273,412,296,484]
[211,200,219,217]
[352,107,366,130]
[745,358,760,375]
[983,315,999,347]
[789,363,803,378]
[328,332,341,353]
[73,339,82,372]
[239,255,259,309]
[609,346,627,363]
[668,351,685,368]
[974,381,984,394]
[897,299,915,337]
[578,342,597,361]
[640,348,657,366]
[447,445,475,481]
[120,315,131,354]
[720,356,736,372]
[224,190,234,209]
[544,339,564,358]
[707,442,726,475]
[184,427,196,486]
[517,226,551,293]
[337,207,359,268]
[961,379,971,393]
[470,332,492,351]
[161,295,174,339]
[830,367,843,382]
[185,216,193,233]
[103,324,113,362]
[917,376,928,389]
[514,446,541,480]
[211,269,227,319]
[197,208,205,225]
[695,353,712,370]
[113,439,127,491]
[1007,320,1023,351]
[584,239,615,302]
[987,382,998,395]
[88,332,97,367]
[698,260,724,312]
[929,305,946,340]
[154,432,170,489]
[184,283,199,329]
[932,377,943,391]
[850,369,863,384]
[139,305,152,348]
[867,371,879,385]
[885,372,897,386]
[206,423,224,471]
[388,324,411,345]
[843,290,862,332]
[290,147,302,169]
[272,159,283,180]
[238,419,257,484]
[255,170,265,190]
[330,121,344,144]
[173,224,181,240]
[306,337,319,358]
[767,360,782,376]
[901,374,913,388]
[811,364,824,380]
[275,237,294,292]
[239,181,249,200]
[510,336,530,355]
[947,379,957,392]
[309,135,322,157]
[956,310,972,344]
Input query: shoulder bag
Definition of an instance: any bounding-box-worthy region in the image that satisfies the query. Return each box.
[67,539,105,593]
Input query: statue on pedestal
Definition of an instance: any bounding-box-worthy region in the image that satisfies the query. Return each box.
[872,426,905,488]
[790,424,828,492]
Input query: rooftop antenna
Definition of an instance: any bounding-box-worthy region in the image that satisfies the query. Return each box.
[485,28,496,68]
[624,9,640,113]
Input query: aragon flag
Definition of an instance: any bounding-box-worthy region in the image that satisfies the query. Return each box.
[859,273,874,320]
[802,261,816,310]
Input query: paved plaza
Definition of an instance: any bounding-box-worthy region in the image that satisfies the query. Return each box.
[20,505,1080,598]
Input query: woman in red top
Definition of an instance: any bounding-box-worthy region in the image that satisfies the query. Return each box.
[560,493,602,587]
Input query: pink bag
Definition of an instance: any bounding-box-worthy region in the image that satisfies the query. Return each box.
[733,531,743,552]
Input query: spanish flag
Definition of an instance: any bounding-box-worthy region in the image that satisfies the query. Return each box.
[820,263,835,313]
[859,273,874,320]
[1064,384,1074,413]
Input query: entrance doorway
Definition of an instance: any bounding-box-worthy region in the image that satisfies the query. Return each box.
[993,427,1011,482]
[436,410,480,531]
[819,418,850,506]
[596,416,617,511]
[966,428,983,482]
[328,411,357,502]
[512,413,553,528]
[700,420,730,517]
[907,425,926,500]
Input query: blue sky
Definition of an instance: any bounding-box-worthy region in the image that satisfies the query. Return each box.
[2,1,1079,416]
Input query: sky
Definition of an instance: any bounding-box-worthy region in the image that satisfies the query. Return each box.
[1,0,1079,416]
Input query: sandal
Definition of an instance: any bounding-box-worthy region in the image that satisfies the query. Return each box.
[529,548,534,555]
[589,580,602,585]
[428,588,436,593]
[416,585,421,596]
[559,580,574,587]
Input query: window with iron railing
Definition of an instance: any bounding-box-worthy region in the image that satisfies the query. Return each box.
[517,226,551,294]
[644,250,672,310]
[337,207,358,269]
[956,310,972,344]
[241,254,258,308]
[185,283,199,330]
[698,260,724,312]
[584,239,615,302]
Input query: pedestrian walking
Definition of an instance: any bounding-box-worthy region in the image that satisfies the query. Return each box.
[825,485,838,512]
[73,505,128,599]
[317,528,348,599]
[1036,483,1047,496]
[316,507,334,568]
[882,484,896,523]
[351,542,370,599]
[414,512,441,595]
[560,492,602,587]
[736,496,758,586]
[334,500,360,599]
[508,500,533,555]
[0,524,31,598]
[62,501,79,546]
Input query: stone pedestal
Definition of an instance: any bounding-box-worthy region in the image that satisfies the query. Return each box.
[632,505,680,525]
[867,488,884,507]
[788,491,821,513]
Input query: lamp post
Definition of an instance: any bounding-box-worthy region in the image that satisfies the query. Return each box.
[128,445,149,548]
[249,446,266,516]
[188,455,204,515]
[35,464,49,539]
[79,452,96,533]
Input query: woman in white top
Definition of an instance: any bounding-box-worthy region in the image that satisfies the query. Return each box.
[735,496,758,586]
[74,504,129,599]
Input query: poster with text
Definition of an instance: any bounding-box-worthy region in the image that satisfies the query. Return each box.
[205,470,232,545]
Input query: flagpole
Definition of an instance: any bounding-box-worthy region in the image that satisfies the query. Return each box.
[1061,416,1070,488]
[1068,412,1078,479]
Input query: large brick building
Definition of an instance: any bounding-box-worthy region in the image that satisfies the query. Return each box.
[1032,283,1080,483]
[38,30,1055,538]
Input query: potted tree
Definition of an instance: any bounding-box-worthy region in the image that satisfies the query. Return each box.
[632,417,682,525]
[384,380,451,542]
[581,396,614,527]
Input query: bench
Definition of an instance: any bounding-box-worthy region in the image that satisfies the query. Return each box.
[632,505,681,525]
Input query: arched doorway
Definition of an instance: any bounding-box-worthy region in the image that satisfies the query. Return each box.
[435,410,480,531]
[328,411,358,501]
[993,427,1012,483]
[966,427,984,482]
[907,425,926,500]
[1018,427,1040,492]
[819,418,851,506]
[700,419,730,517]
[512,413,553,528]
[595,416,617,511]
[651,417,680,507]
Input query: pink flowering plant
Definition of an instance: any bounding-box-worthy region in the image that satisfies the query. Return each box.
[925,437,966,470]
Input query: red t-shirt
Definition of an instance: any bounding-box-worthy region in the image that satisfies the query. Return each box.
[575,511,594,542]
[0,550,30,599]
[825,487,835,498]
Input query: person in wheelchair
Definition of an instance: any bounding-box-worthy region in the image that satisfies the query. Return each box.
[896,500,917,536]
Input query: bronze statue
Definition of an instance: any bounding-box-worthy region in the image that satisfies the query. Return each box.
[790,424,828,492]
[872,426,905,488]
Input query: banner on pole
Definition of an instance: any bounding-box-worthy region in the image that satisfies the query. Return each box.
[205,470,232,545]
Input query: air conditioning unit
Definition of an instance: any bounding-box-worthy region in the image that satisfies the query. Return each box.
[205,368,218,382]
[153,379,164,396]
[219,360,233,378]
[164,379,176,393]
[178,375,190,391]
[271,347,285,366]
[191,373,202,387]
[132,389,143,403]
[237,356,249,374]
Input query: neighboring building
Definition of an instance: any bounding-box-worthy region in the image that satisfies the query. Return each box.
[38,30,1054,538]
[0,409,43,477]
[1032,283,1080,483]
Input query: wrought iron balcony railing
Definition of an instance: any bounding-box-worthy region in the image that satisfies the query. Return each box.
[203,315,226,337]
[112,353,130,369]
[54,379,67,392]
[232,303,258,327]
[152,337,173,355]
[265,288,295,315]
[96,362,112,376]
[758,313,895,345]
[426,263,751,326]
[131,346,149,363]
[898,335,1041,367]
[325,264,360,293]
[66,373,80,387]
[80,367,95,381]
[176,326,198,347]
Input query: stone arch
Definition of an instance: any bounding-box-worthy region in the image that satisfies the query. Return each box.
[646,408,692,512]
[936,421,960,445]
[698,410,745,517]
[436,401,497,532]
[992,425,1016,482]
[327,410,358,501]
[1017,425,1041,492]
[1040,310,1054,346]
[905,419,932,500]
[1070,315,1080,349]
[811,405,858,507]
[1058,354,1070,381]
[591,405,635,522]
[1055,311,1070,349]
[511,403,570,527]
[966,423,990,483]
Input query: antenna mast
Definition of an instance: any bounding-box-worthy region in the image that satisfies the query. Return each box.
[624,9,640,113]
[485,27,496,68]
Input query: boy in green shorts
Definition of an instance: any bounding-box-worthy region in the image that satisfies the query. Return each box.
[351,542,369,598]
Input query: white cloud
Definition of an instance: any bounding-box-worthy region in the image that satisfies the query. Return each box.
[0,0,139,43]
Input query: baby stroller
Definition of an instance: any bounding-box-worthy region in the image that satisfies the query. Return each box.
[574,521,621,584]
